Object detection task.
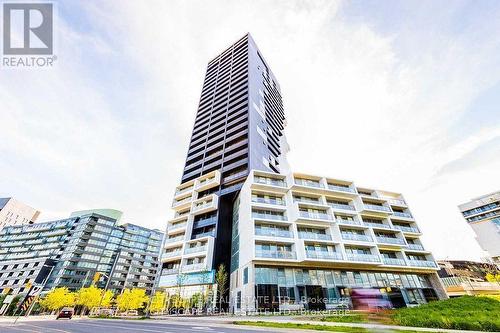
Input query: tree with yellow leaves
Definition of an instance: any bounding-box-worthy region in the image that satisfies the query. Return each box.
[485,272,500,283]
[76,286,102,314]
[116,288,149,312]
[39,287,76,312]
[100,290,114,308]
[148,291,166,314]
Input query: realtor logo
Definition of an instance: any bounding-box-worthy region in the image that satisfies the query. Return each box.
[3,3,53,55]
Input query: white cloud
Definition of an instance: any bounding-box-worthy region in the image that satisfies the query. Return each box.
[1,0,499,260]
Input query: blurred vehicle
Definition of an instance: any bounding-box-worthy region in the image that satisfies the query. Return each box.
[56,307,74,319]
[350,288,392,310]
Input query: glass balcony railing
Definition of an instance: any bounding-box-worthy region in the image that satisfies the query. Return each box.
[327,184,356,193]
[294,197,322,204]
[173,196,192,207]
[393,225,420,233]
[255,250,296,259]
[329,203,355,211]
[162,268,180,275]
[298,232,332,241]
[255,229,293,238]
[407,260,437,268]
[299,211,333,220]
[346,253,380,262]
[175,186,193,196]
[383,258,406,266]
[406,243,425,251]
[192,231,215,239]
[388,199,407,206]
[336,218,362,225]
[252,212,286,221]
[162,251,182,258]
[252,197,285,206]
[341,233,372,242]
[393,211,413,218]
[192,201,214,212]
[376,236,406,245]
[182,263,206,272]
[294,179,323,188]
[306,250,343,260]
[184,245,207,254]
[165,235,184,243]
[363,204,392,212]
[169,222,187,231]
[254,177,286,187]
[364,222,392,229]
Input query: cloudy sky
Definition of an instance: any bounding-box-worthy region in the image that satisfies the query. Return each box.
[1,0,499,261]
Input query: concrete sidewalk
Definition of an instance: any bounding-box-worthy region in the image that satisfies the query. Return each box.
[155,314,491,333]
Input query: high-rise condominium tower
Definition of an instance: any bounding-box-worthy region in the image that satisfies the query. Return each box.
[162,34,288,285]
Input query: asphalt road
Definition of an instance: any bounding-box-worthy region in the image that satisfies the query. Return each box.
[0,318,282,333]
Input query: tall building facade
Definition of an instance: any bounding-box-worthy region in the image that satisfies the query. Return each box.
[459,191,500,263]
[161,33,288,291]
[159,34,446,309]
[0,197,40,230]
[0,209,163,298]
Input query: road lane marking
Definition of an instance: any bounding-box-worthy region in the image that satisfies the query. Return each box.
[75,321,173,333]
[22,323,73,333]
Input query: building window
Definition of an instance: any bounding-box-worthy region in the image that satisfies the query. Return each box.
[243,267,248,284]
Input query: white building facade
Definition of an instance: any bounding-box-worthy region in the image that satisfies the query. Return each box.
[458,191,500,263]
[0,197,40,231]
[160,169,447,311]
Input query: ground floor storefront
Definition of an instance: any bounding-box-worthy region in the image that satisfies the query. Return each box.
[230,265,445,313]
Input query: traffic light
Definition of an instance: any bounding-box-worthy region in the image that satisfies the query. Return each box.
[92,272,101,284]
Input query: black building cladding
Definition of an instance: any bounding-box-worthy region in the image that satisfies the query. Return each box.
[177,34,287,277]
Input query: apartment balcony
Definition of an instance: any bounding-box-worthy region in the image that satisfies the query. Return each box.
[362,204,392,214]
[294,197,323,205]
[168,222,187,232]
[255,250,297,260]
[405,243,425,251]
[298,211,333,222]
[161,268,179,275]
[364,222,392,230]
[294,179,324,189]
[191,194,218,215]
[336,218,363,226]
[407,260,437,268]
[392,211,414,220]
[174,186,193,199]
[375,236,406,245]
[195,171,220,192]
[298,232,332,241]
[165,235,185,244]
[193,216,217,229]
[387,199,407,207]
[305,250,343,260]
[252,212,287,222]
[192,230,215,240]
[382,258,406,266]
[346,253,381,263]
[252,197,286,206]
[182,263,206,272]
[253,176,287,192]
[393,225,420,233]
[327,184,356,193]
[341,233,373,242]
[162,250,182,260]
[329,203,356,211]
[255,229,293,238]
[184,245,207,255]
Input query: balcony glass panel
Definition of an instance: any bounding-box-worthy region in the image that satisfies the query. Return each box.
[393,225,420,233]
[393,211,413,218]
[294,179,323,188]
[255,228,293,238]
[305,250,342,260]
[364,222,392,229]
[383,258,406,266]
[252,197,285,206]
[299,211,332,220]
[364,204,392,212]
[376,236,405,245]
[254,176,286,187]
[327,184,356,193]
[329,203,355,211]
[341,233,372,242]
[252,212,286,221]
[346,253,380,262]
[406,243,424,251]
[407,260,436,268]
[255,250,296,259]
[184,245,207,254]
[298,232,332,241]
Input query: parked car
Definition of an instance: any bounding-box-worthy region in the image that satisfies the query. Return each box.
[56,307,74,319]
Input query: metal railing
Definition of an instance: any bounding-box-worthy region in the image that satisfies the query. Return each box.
[298,232,332,241]
[341,233,372,242]
[306,251,343,260]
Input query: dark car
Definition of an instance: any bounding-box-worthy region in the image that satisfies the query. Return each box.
[56,307,74,319]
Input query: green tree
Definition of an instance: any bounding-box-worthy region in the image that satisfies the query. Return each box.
[148,291,166,313]
[215,264,228,307]
[39,287,76,312]
[116,288,149,312]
